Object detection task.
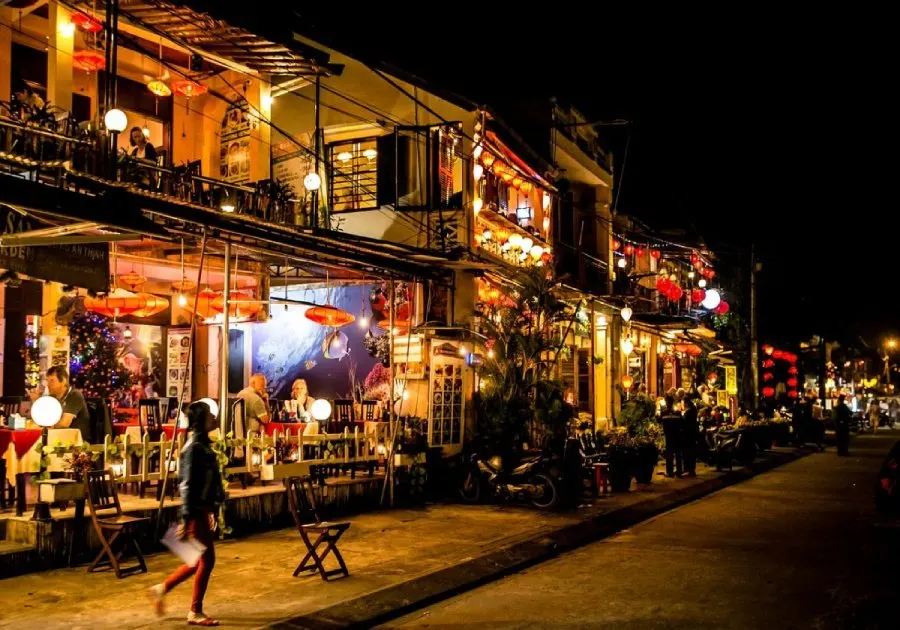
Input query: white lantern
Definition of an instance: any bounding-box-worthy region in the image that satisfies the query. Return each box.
[104,108,128,133]
[198,397,219,419]
[508,233,523,248]
[529,244,544,260]
[621,306,633,322]
[303,172,321,191]
[363,148,377,160]
[621,337,634,356]
[473,164,484,181]
[473,198,483,214]
[617,257,627,269]
[699,278,708,288]
[473,145,483,160]
[542,192,551,210]
[31,396,63,428]
[521,237,534,252]
[337,151,352,163]
[311,398,332,422]
[701,289,722,310]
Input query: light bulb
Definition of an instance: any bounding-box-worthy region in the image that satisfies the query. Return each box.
[142,126,151,138]
[359,316,369,328]
[699,279,707,288]
[303,172,321,191]
[458,345,468,357]
[617,257,627,269]
[178,293,188,308]
[58,21,75,37]
[104,108,127,133]
[621,337,634,356]
[221,202,235,213]
[473,164,484,181]
[473,198,483,214]
[487,349,495,359]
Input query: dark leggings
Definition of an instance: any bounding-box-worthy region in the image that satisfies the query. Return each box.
[163,511,216,613]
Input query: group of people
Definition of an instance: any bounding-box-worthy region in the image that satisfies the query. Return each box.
[659,392,700,478]
[235,373,317,435]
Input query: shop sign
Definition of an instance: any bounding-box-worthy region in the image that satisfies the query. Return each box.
[1,206,109,292]
[219,97,257,184]
[716,389,729,408]
[725,366,738,395]
[166,328,192,401]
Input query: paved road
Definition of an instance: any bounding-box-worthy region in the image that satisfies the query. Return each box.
[383,432,900,629]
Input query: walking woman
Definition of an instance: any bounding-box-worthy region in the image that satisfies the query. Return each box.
[150,400,225,626]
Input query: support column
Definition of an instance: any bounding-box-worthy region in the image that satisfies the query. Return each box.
[47,2,74,112]
[219,242,231,433]
[0,8,12,102]
[248,76,271,183]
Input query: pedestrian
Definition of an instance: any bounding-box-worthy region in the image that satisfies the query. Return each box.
[835,394,852,456]
[681,398,699,477]
[661,395,684,477]
[150,400,225,626]
[868,399,880,431]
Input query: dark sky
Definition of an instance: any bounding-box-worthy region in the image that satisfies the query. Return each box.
[297,8,896,343]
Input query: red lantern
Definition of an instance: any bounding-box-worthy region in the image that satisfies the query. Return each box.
[787,353,798,364]
[772,349,785,360]
[73,13,103,32]
[706,269,716,280]
[656,276,672,293]
[787,390,799,399]
[612,239,621,251]
[674,343,702,357]
[692,260,703,270]
[690,252,700,265]
[650,249,661,260]
[73,50,106,72]
[622,375,634,390]
[787,377,799,388]
[715,301,730,314]
[691,289,705,303]
[624,244,635,256]
[304,305,356,328]
[668,285,684,301]
[788,366,799,375]
[763,372,774,382]
[762,386,775,398]
[762,359,775,368]
[172,79,208,97]
[635,247,645,258]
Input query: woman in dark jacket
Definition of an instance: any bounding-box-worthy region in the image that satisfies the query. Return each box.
[150,400,225,626]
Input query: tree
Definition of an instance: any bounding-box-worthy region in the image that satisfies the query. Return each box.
[68,312,133,400]
[476,266,576,457]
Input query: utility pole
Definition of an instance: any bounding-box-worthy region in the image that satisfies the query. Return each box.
[750,244,759,409]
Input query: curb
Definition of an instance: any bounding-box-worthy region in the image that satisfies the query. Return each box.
[271,449,806,629]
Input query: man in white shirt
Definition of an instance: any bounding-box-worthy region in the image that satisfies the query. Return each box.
[237,373,269,434]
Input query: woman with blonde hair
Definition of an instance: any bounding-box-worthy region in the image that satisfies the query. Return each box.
[290,378,315,418]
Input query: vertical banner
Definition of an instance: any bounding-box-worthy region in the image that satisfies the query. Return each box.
[717,389,729,408]
[166,328,192,402]
[725,365,738,395]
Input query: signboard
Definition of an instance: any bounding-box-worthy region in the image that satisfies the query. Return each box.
[716,390,729,408]
[1,206,109,291]
[166,328,192,401]
[219,98,257,184]
[725,366,738,395]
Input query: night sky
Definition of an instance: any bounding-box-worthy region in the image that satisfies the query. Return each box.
[295,8,895,344]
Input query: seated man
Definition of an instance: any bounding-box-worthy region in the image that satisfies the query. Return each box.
[237,373,270,435]
[29,366,91,443]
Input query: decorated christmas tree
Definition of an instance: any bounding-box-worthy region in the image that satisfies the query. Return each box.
[68,312,134,400]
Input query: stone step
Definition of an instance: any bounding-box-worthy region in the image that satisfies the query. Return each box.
[0,538,39,579]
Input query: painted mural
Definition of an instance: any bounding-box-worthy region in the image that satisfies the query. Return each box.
[251,285,383,400]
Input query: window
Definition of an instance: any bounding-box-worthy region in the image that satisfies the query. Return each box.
[328,138,379,211]
[429,359,463,446]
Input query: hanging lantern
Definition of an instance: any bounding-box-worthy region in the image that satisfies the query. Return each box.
[520,181,533,194]
[698,278,708,289]
[787,390,799,399]
[763,372,774,382]
[72,13,103,32]
[620,306,633,322]
[787,353,798,364]
[691,289,705,304]
[622,374,634,390]
[706,269,716,280]
[762,344,775,356]
[656,275,672,294]
[482,152,496,167]
[210,290,262,320]
[692,259,703,270]
[787,377,799,388]
[492,162,504,176]
[701,289,721,310]
[715,300,730,314]
[118,271,147,290]
[612,239,621,251]
[183,287,219,320]
[670,285,684,301]
[172,79,208,97]
[762,359,775,369]
[635,247,645,257]
[473,164,484,181]
[147,79,172,97]
[762,386,775,398]
[131,294,170,318]
[511,176,522,189]
[322,330,350,360]
[73,50,106,72]
[690,251,700,265]
[623,244,635,256]
[788,366,799,375]
[674,343,702,357]
[84,288,141,318]
[650,249,661,260]
[621,337,634,355]
[304,305,355,328]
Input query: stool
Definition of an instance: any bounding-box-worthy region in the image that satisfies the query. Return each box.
[593,462,610,495]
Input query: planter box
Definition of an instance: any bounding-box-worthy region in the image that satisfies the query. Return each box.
[37,479,85,503]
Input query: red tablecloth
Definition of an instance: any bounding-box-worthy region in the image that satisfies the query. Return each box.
[161,425,186,440]
[265,422,306,436]
[111,423,184,439]
[0,428,43,458]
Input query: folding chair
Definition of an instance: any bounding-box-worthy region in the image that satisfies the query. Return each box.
[285,476,350,581]
[85,470,149,578]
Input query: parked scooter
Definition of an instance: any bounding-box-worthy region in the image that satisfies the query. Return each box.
[708,427,757,471]
[459,451,560,509]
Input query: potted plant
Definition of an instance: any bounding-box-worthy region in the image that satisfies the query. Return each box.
[633,422,662,484]
[615,394,658,486]
[605,427,635,492]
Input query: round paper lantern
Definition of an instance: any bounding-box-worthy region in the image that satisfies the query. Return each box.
[482,152,496,167]
[620,306,633,322]
[304,305,355,328]
[668,285,684,301]
[707,372,718,384]
[84,288,141,318]
[635,247,645,257]
[172,79,208,97]
[322,330,350,360]
[691,289,706,304]
[715,300,730,314]
[73,50,106,72]
[706,269,716,280]
[650,249,661,260]
[787,353,798,364]
[612,239,621,251]
[762,359,775,368]
[690,252,700,265]
[692,260,704,270]
[311,399,332,421]
[772,349,785,360]
[763,372,774,381]
[762,386,775,398]
[104,108,128,133]
[701,289,721,310]
[787,377,799,388]
[787,390,799,399]
[32,396,63,428]
[73,13,103,32]
[656,276,672,293]
[788,366,799,375]
[762,344,774,356]
[623,244,635,256]
[621,338,634,355]
[622,375,634,390]
[520,181,533,194]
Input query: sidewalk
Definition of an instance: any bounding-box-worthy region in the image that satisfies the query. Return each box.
[0,449,802,629]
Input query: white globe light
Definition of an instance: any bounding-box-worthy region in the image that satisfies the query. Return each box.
[521,237,534,252]
[701,289,722,310]
[197,397,219,419]
[104,108,128,133]
[508,233,523,248]
[617,257,627,269]
[473,164,484,181]
[31,396,63,428]
[303,172,321,191]
[529,244,544,260]
[621,306,633,322]
[698,278,708,288]
[473,198,483,214]
[311,398,332,422]
[621,337,634,356]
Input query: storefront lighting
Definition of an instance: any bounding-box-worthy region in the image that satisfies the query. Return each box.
[177,293,188,308]
[699,278,707,288]
[363,148,377,160]
[104,108,128,133]
[701,289,722,310]
[261,93,273,109]
[620,306,633,322]
[337,151,352,163]
[32,396,63,428]
[487,349,495,359]
[473,164,484,181]
[458,345,468,357]
[141,126,151,139]
[303,172,321,191]
[58,21,76,37]
[473,198,483,214]
[621,337,634,355]
[617,257,627,269]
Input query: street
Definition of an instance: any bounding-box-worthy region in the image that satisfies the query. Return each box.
[383,432,900,629]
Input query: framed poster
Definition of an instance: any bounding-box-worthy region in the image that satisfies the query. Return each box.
[166,328,192,401]
[725,366,738,395]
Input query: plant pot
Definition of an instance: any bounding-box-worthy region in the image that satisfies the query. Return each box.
[607,447,634,492]
[634,443,659,484]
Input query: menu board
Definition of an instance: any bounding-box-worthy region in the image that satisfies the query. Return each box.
[166,328,192,402]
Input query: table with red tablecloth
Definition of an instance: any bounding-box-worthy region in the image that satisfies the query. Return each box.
[2,428,43,513]
[264,422,307,436]
[111,423,183,440]
[0,428,42,460]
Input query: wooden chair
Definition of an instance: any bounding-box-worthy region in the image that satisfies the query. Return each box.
[84,470,149,578]
[360,400,378,422]
[332,399,355,431]
[285,476,350,581]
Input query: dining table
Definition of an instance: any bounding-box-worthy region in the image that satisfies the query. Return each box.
[1,428,43,515]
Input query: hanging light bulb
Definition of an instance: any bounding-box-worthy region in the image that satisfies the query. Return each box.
[363,148,377,160]
[621,306,633,322]
[473,164,484,181]
[177,293,188,308]
[473,145,483,160]
[473,198,483,214]
[699,278,708,288]
[617,257,627,269]
[359,316,369,328]
[123,326,133,340]
[142,126,151,139]
[621,337,634,355]
[337,151,352,163]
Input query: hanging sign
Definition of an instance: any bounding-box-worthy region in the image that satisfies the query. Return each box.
[219,97,255,183]
[166,328,192,401]
[1,205,109,292]
[717,389,729,408]
[725,366,738,395]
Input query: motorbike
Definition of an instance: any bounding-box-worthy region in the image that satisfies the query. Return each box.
[459,450,560,509]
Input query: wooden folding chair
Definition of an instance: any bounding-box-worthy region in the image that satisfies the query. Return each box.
[285,476,350,581]
[360,400,378,422]
[85,470,149,578]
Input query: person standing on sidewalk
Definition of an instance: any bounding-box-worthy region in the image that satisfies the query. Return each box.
[661,396,684,477]
[150,400,225,626]
[681,398,699,477]
[835,395,852,456]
